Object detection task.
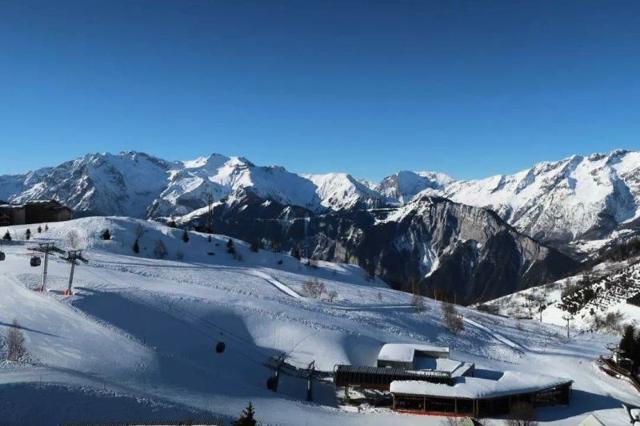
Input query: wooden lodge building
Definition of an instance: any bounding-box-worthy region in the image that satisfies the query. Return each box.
[334,343,572,418]
[0,200,73,226]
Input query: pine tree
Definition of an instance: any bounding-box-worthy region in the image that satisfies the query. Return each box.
[250,240,260,252]
[132,238,140,254]
[291,246,301,260]
[226,238,236,254]
[44,224,49,232]
[620,325,636,356]
[2,231,11,241]
[37,226,42,233]
[233,402,256,426]
[101,229,111,240]
[25,229,31,240]
[182,228,190,243]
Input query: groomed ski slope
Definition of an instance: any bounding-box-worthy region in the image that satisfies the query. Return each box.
[0,217,638,425]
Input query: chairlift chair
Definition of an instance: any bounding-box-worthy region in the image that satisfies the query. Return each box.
[30,256,41,267]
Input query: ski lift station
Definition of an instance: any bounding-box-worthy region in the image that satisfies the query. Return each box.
[335,343,572,418]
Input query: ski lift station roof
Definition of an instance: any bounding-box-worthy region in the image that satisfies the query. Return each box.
[378,343,450,364]
[390,370,572,400]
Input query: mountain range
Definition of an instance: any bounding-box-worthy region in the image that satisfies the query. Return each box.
[1,149,638,303]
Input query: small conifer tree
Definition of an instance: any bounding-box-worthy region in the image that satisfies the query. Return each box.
[182,228,190,243]
[101,229,111,240]
[250,240,260,252]
[233,402,256,426]
[2,231,11,241]
[37,225,42,233]
[132,238,140,254]
[226,238,236,254]
[25,229,31,240]
[291,246,301,260]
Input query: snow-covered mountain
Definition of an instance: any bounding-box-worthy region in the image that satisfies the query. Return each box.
[442,150,640,245]
[0,152,376,217]
[2,149,639,248]
[377,170,454,204]
[7,152,171,218]
[305,173,384,210]
[149,154,322,217]
[184,190,577,304]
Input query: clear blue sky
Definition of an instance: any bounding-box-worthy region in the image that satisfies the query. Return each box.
[0,0,638,181]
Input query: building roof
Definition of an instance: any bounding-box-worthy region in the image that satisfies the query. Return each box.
[390,370,572,399]
[378,343,450,363]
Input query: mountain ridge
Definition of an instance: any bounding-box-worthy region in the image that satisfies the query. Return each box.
[1,149,638,247]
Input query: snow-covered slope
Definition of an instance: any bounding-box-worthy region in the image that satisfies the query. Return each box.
[443,150,640,244]
[0,217,637,424]
[484,257,640,333]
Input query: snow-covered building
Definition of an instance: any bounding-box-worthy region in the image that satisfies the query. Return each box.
[390,370,572,417]
[377,343,450,369]
[334,343,474,392]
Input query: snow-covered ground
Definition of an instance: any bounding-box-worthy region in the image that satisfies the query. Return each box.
[0,217,638,425]
[485,260,640,332]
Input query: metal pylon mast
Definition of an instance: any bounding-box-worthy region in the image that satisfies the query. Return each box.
[62,250,88,296]
[30,242,64,292]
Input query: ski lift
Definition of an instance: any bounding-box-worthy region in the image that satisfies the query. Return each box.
[215,341,226,354]
[0,251,5,261]
[30,256,41,267]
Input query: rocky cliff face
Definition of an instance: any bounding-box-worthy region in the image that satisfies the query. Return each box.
[185,190,577,304]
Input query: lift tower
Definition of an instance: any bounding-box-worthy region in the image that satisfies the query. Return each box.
[62,250,88,296]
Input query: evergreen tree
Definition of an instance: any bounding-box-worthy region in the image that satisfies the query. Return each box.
[101,229,112,240]
[132,238,140,254]
[37,226,42,233]
[25,229,31,240]
[182,228,190,243]
[44,224,49,232]
[233,402,256,426]
[620,325,636,356]
[291,246,301,260]
[226,238,236,254]
[2,231,11,241]
[250,240,260,252]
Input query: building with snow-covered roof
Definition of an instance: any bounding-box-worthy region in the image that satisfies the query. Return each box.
[377,343,450,369]
[390,369,572,417]
[334,342,474,392]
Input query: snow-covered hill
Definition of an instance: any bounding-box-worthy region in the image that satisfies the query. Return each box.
[483,255,640,334]
[0,217,638,424]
